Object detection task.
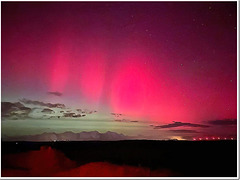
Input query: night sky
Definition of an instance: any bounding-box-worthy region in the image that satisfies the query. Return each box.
[1,2,237,140]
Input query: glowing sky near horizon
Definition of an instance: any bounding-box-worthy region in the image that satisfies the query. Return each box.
[1,2,237,139]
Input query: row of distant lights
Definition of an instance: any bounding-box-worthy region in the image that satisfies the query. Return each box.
[193,137,235,141]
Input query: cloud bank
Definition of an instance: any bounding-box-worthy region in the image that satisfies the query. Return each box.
[1,102,31,119]
[207,119,237,126]
[19,98,65,108]
[154,121,210,129]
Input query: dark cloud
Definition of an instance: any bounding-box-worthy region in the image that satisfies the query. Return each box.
[111,113,123,118]
[76,109,97,114]
[48,116,61,119]
[114,119,128,122]
[154,121,210,129]
[2,102,24,116]
[115,120,122,122]
[207,119,237,126]
[63,113,84,118]
[169,130,199,133]
[1,102,31,119]
[41,108,55,114]
[19,98,65,108]
[72,114,83,118]
[114,119,138,123]
[47,91,63,96]
[111,113,123,116]
[63,113,76,117]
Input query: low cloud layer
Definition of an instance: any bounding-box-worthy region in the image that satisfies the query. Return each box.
[19,98,65,108]
[63,113,85,118]
[207,119,237,126]
[154,121,210,129]
[1,102,32,119]
[114,119,138,123]
[2,99,98,120]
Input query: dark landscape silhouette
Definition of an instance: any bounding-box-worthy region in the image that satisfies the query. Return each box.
[1,140,237,177]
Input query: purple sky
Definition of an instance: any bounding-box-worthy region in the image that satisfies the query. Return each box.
[1,2,237,140]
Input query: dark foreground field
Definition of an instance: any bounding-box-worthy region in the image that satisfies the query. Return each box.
[1,140,237,177]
